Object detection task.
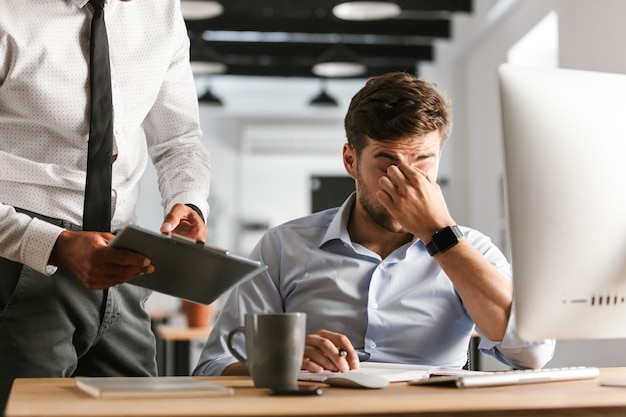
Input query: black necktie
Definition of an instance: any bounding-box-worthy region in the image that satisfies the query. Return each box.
[83,0,113,232]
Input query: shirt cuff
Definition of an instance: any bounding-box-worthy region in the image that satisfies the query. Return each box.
[21,218,64,276]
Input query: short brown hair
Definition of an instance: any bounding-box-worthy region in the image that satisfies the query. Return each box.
[344,72,452,154]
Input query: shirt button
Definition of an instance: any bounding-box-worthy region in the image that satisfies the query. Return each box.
[378,264,384,270]
[370,341,377,349]
[372,302,378,309]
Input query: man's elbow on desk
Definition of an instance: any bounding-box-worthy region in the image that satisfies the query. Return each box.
[494,339,557,369]
[221,362,249,376]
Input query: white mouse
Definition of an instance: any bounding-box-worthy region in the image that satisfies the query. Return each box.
[324,373,389,389]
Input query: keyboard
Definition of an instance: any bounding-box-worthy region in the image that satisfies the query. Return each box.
[408,366,600,388]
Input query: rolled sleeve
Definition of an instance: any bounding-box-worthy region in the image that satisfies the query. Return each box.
[192,287,245,376]
[477,306,556,369]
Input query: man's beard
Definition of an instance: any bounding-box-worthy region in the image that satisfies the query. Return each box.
[356,174,406,234]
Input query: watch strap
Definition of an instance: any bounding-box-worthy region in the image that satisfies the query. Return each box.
[185,203,205,223]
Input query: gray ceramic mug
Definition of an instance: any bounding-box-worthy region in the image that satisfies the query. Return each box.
[227,312,306,388]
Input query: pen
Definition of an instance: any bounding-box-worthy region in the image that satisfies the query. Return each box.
[338,348,347,357]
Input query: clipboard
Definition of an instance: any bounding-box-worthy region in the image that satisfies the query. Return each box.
[109,225,267,305]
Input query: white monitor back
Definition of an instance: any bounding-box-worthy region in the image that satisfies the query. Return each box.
[499,64,626,341]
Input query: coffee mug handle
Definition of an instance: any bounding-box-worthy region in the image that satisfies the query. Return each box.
[226,327,248,365]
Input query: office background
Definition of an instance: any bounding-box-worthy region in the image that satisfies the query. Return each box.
[137,0,626,370]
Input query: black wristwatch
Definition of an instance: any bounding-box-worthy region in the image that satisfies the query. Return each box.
[425,225,463,256]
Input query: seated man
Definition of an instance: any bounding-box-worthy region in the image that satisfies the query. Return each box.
[193,72,555,376]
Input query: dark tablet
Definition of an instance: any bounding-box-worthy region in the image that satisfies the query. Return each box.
[110,225,266,305]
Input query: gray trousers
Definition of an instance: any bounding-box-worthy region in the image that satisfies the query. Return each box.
[0,210,157,414]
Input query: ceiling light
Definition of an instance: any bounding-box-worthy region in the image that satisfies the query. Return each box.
[312,45,367,78]
[181,1,224,20]
[332,1,401,21]
[198,87,223,106]
[309,82,338,107]
[190,61,227,75]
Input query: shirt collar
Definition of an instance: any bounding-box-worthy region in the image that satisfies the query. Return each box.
[72,0,111,8]
[320,192,356,248]
[72,0,90,8]
[319,192,421,257]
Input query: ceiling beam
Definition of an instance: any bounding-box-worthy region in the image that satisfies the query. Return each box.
[190,41,433,61]
[189,40,427,78]
[204,0,472,16]
[185,17,450,39]
[197,63,417,79]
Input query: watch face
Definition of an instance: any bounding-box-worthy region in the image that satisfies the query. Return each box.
[426,225,463,256]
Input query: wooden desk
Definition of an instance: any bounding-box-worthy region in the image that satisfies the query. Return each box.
[7,368,626,417]
[155,325,211,376]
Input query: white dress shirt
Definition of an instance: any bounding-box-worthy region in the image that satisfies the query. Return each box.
[193,194,555,376]
[0,0,211,274]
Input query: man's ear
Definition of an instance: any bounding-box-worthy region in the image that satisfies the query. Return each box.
[343,143,357,178]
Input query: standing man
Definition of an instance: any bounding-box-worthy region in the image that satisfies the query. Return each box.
[194,72,554,377]
[0,0,211,412]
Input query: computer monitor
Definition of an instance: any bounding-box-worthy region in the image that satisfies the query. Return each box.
[498,64,626,341]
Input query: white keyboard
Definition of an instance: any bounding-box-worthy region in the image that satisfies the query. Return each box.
[408,366,600,388]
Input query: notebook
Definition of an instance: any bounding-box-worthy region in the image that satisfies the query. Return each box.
[75,377,234,399]
[298,362,481,384]
[110,225,267,305]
